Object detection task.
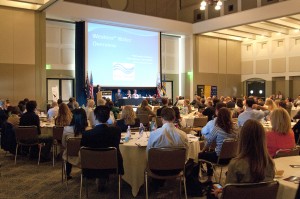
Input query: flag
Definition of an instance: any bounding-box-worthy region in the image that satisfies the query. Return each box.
[156,73,161,98]
[89,72,94,99]
[161,81,166,96]
[85,72,90,99]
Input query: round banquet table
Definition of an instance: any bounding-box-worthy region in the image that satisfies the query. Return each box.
[119,132,200,197]
[273,156,300,199]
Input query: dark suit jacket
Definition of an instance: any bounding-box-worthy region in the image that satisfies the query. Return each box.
[19,111,41,135]
[81,124,124,176]
[156,105,168,117]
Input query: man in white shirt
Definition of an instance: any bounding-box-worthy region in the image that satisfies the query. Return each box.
[132,89,139,98]
[147,107,188,153]
[47,101,59,119]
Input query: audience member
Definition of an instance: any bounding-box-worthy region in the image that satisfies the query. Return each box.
[156,97,168,117]
[212,119,275,197]
[114,89,123,106]
[172,106,186,128]
[200,98,220,121]
[285,97,293,116]
[85,99,95,126]
[116,105,140,132]
[225,97,235,108]
[106,100,119,120]
[238,98,264,127]
[266,108,295,157]
[201,102,227,137]
[81,105,124,191]
[198,107,238,182]
[136,99,156,118]
[183,99,192,114]
[67,97,76,111]
[62,108,88,179]
[55,103,72,126]
[20,101,52,161]
[47,101,59,119]
[7,106,20,127]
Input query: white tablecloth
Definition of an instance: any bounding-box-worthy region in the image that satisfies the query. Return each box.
[119,132,200,197]
[290,108,299,119]
[274,156,300,199]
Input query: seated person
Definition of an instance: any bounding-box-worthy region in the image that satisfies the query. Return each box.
[62,108,88,179]
[55,103,73,127]
[172,106,186,128]
[89,98,115,126]
[212,119,275,197]
[81,105,124,191]
[126,90,131,99]
[136,99,156,118]
[47,101,59,119]
[116,105,140,132]
[156,97,169,117]
[19,101,52,161]
[266,108,295,157]
[132,89,139,98]
[198,108,238,183]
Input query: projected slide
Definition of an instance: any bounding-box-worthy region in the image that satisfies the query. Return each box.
[87,23,160,87]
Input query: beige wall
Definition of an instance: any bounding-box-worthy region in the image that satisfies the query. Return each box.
[0,7,46,107]
[194,36,242,97]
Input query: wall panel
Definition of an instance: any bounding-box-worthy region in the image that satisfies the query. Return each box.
[271,58,286,73]
[256,59,269,74]
[0,8,13,63]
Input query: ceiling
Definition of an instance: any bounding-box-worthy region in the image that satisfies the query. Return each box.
[202,13,300,42]
[0,0,57,10]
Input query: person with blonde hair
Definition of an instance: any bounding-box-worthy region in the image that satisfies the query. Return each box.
[212,119,275,197]
[266,108,295,157]
[116,105,140,132]
[183,99,192,114]
[55,103,72,126]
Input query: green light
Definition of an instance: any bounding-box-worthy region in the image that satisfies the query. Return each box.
[187,72,193,79]
[46,64,52,70]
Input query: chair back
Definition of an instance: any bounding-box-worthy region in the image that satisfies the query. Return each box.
[136,114,150,126]
[66,137,82,157]
[221,181,279,199]
[14,126,39,143]
[273,148,299,158]
[155,116,163,128]
[218,139,238,161]
[193,117,208,127]
[80,147,118,171]
[148,148,186,171]
[52,126,64,142]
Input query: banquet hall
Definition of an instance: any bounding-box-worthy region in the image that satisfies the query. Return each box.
[1,0,300,198]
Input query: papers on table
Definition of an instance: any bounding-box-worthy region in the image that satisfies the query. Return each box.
[135,137,148,147]
[283,176,300,184]
[187,134,199,142]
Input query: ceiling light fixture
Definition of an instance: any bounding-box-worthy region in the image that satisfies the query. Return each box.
[200,0,224,11]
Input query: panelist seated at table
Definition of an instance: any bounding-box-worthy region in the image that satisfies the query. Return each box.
[126,90,132,99]
[266,108,295,158]
[116,105,140,132]
[132,89,139,98]
[211,119,275,198]
[81,105,124,191]
[62,108,88,179]
[136,99,156,118]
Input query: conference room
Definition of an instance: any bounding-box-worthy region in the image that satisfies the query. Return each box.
[1,0,300,198]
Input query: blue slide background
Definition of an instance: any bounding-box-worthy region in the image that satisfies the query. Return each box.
[87,23,160,87]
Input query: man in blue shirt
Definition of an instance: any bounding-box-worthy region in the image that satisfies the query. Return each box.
[238,98,264,127]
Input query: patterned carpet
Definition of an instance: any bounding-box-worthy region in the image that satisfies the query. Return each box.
[0,149,203,199]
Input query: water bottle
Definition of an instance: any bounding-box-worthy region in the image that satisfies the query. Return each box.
[150,119,156,132]
[125,125,131,142]
[139,123,145,138]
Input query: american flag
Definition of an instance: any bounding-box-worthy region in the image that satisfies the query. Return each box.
[85,73,90,99]
[89,72,94,99]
